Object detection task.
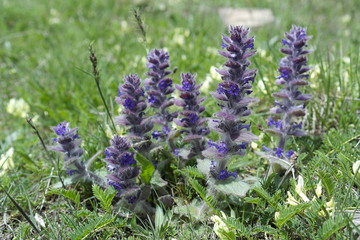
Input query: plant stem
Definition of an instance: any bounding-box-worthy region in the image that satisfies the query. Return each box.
[89,45,117,134]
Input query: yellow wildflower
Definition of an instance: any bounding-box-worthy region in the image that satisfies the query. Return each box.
[6,98,30,118]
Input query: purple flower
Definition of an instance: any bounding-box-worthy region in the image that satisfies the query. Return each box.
[145,49,177,128]
[50,122,83,160]
[115,74,153,137]
[123,98,136,110]
[285,149,294,158]
[275,148,284,157]
[217,170,238,180]
[208,140,229,153]
[174,73,209,157]
[205,26,258,181]
[104,136,141,203]
[148,94,157,103]
[268,117,283,128]
[54,122,67,136]
[173,148,180,156]
[182,80,194,91]
[238,142,248,150]
[49,121,85,177]
[152,130,162,140]
[210,161,238,180]
[66,168,79,176]
[266,25,313,159]
[262,145,271,152]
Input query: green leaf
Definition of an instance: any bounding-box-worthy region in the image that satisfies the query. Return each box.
[214,179,251,197]
[135,152,155,184]
[318,171,335,196]
[92,184,116,213]
[197,158,212,176]
[253,187,280,210]
[244,197,263,205]
[275,202,311,227]
[188,178,216,209]
[150,170,168,188]
[48,188,80,206]
[175,166,206,179]
[173,199,205,220]
[317,215,347,240]
[222,217,250,237]
[69,214,115,240]
[52,177,76,189]
[155,205,165,231]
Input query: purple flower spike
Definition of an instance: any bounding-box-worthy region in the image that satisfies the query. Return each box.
[145,49,178,129]
[50,121,83,161]
[267,25,313,154]
[115,74,153,138]
[174,73,209,157]
[49,121,85,176]
[205,26,259,181]
[104,136,141,203]
[263,26,313,170]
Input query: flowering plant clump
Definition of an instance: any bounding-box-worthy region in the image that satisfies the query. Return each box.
[203,26,258,181]
[115,74,153,139]
[104,136,141,203]
[174,72,210,158]
[46,24,316,223]
[263,25,312,171]
[145,49,177,134]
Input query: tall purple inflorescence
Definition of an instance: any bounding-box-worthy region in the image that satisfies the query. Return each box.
[145,49,177,135]
[115,74,153,138]
[265,25,312,159]
[104,136,141,203]
[174,73,210,157]
[49,121,85,176]
[203,26,258,181]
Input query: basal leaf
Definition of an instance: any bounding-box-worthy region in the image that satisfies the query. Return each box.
[214,179,251,197]
[135,152,155,184]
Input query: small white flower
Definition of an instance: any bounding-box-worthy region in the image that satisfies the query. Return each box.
[352,160,360,177]
[274,211,280,220]
[209,66,221,81]
[251,142,259,151]
[0,148,15,176]
[210,211,235,240]
[295,176,310,202]
[310,64,321,80]
[286,191,299,206]
[257,76,267,93]
[6,98,30,118]
[35,213,46,228]
[105,124,124,139]
[315,181,322,198]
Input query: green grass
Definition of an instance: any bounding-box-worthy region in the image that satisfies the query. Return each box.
[1,0,359,239]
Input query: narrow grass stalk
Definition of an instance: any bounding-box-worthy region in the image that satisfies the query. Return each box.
[26,117,53,166]
[0,184,40,234]
[89,45,117,133]
[133,8,147,49]
[26,117,65,188]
